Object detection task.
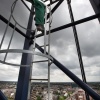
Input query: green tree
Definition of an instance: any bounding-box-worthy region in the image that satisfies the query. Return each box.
[58,96,65,100]
[37,96,41,100]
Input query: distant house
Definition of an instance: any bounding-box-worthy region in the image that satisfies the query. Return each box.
[64,92,68,97]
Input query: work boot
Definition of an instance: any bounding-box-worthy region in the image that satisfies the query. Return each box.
[36,24,44,32]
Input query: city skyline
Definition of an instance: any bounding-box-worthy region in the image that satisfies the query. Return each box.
[0,81,100,100]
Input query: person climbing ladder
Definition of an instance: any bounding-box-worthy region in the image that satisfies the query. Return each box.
[31,0,45,32]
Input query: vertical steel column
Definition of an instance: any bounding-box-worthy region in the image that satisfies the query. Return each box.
[66,0,90,100]
[15,5,34,100]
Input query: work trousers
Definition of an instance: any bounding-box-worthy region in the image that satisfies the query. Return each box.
[32,0,45,26]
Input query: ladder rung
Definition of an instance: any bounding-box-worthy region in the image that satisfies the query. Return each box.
[30,79,48,81]
[33,44,49,49]
[32,60,48,63]
[34,33,43,37]
[40,44,49,47]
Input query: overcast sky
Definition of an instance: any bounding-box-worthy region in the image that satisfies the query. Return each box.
[0,0,100,82]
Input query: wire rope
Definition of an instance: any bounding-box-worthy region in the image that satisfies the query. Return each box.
[67,0,90,100]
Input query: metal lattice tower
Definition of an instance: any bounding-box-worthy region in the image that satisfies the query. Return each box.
[0,0,100,100]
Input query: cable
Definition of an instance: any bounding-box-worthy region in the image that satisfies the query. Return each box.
[66,0,90,100]
[67,0,71,4]
[67,0,87,83]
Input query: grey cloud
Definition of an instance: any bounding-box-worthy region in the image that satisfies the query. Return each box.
[0,64,19,81]
[85,67,100,76]
[83,56,100,67]
[76,21,100,57]
[32,63,48,76]
[50,28,75,47]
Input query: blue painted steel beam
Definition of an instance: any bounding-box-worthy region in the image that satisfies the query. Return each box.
[15,5,34,100]
[1,13,100,39]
